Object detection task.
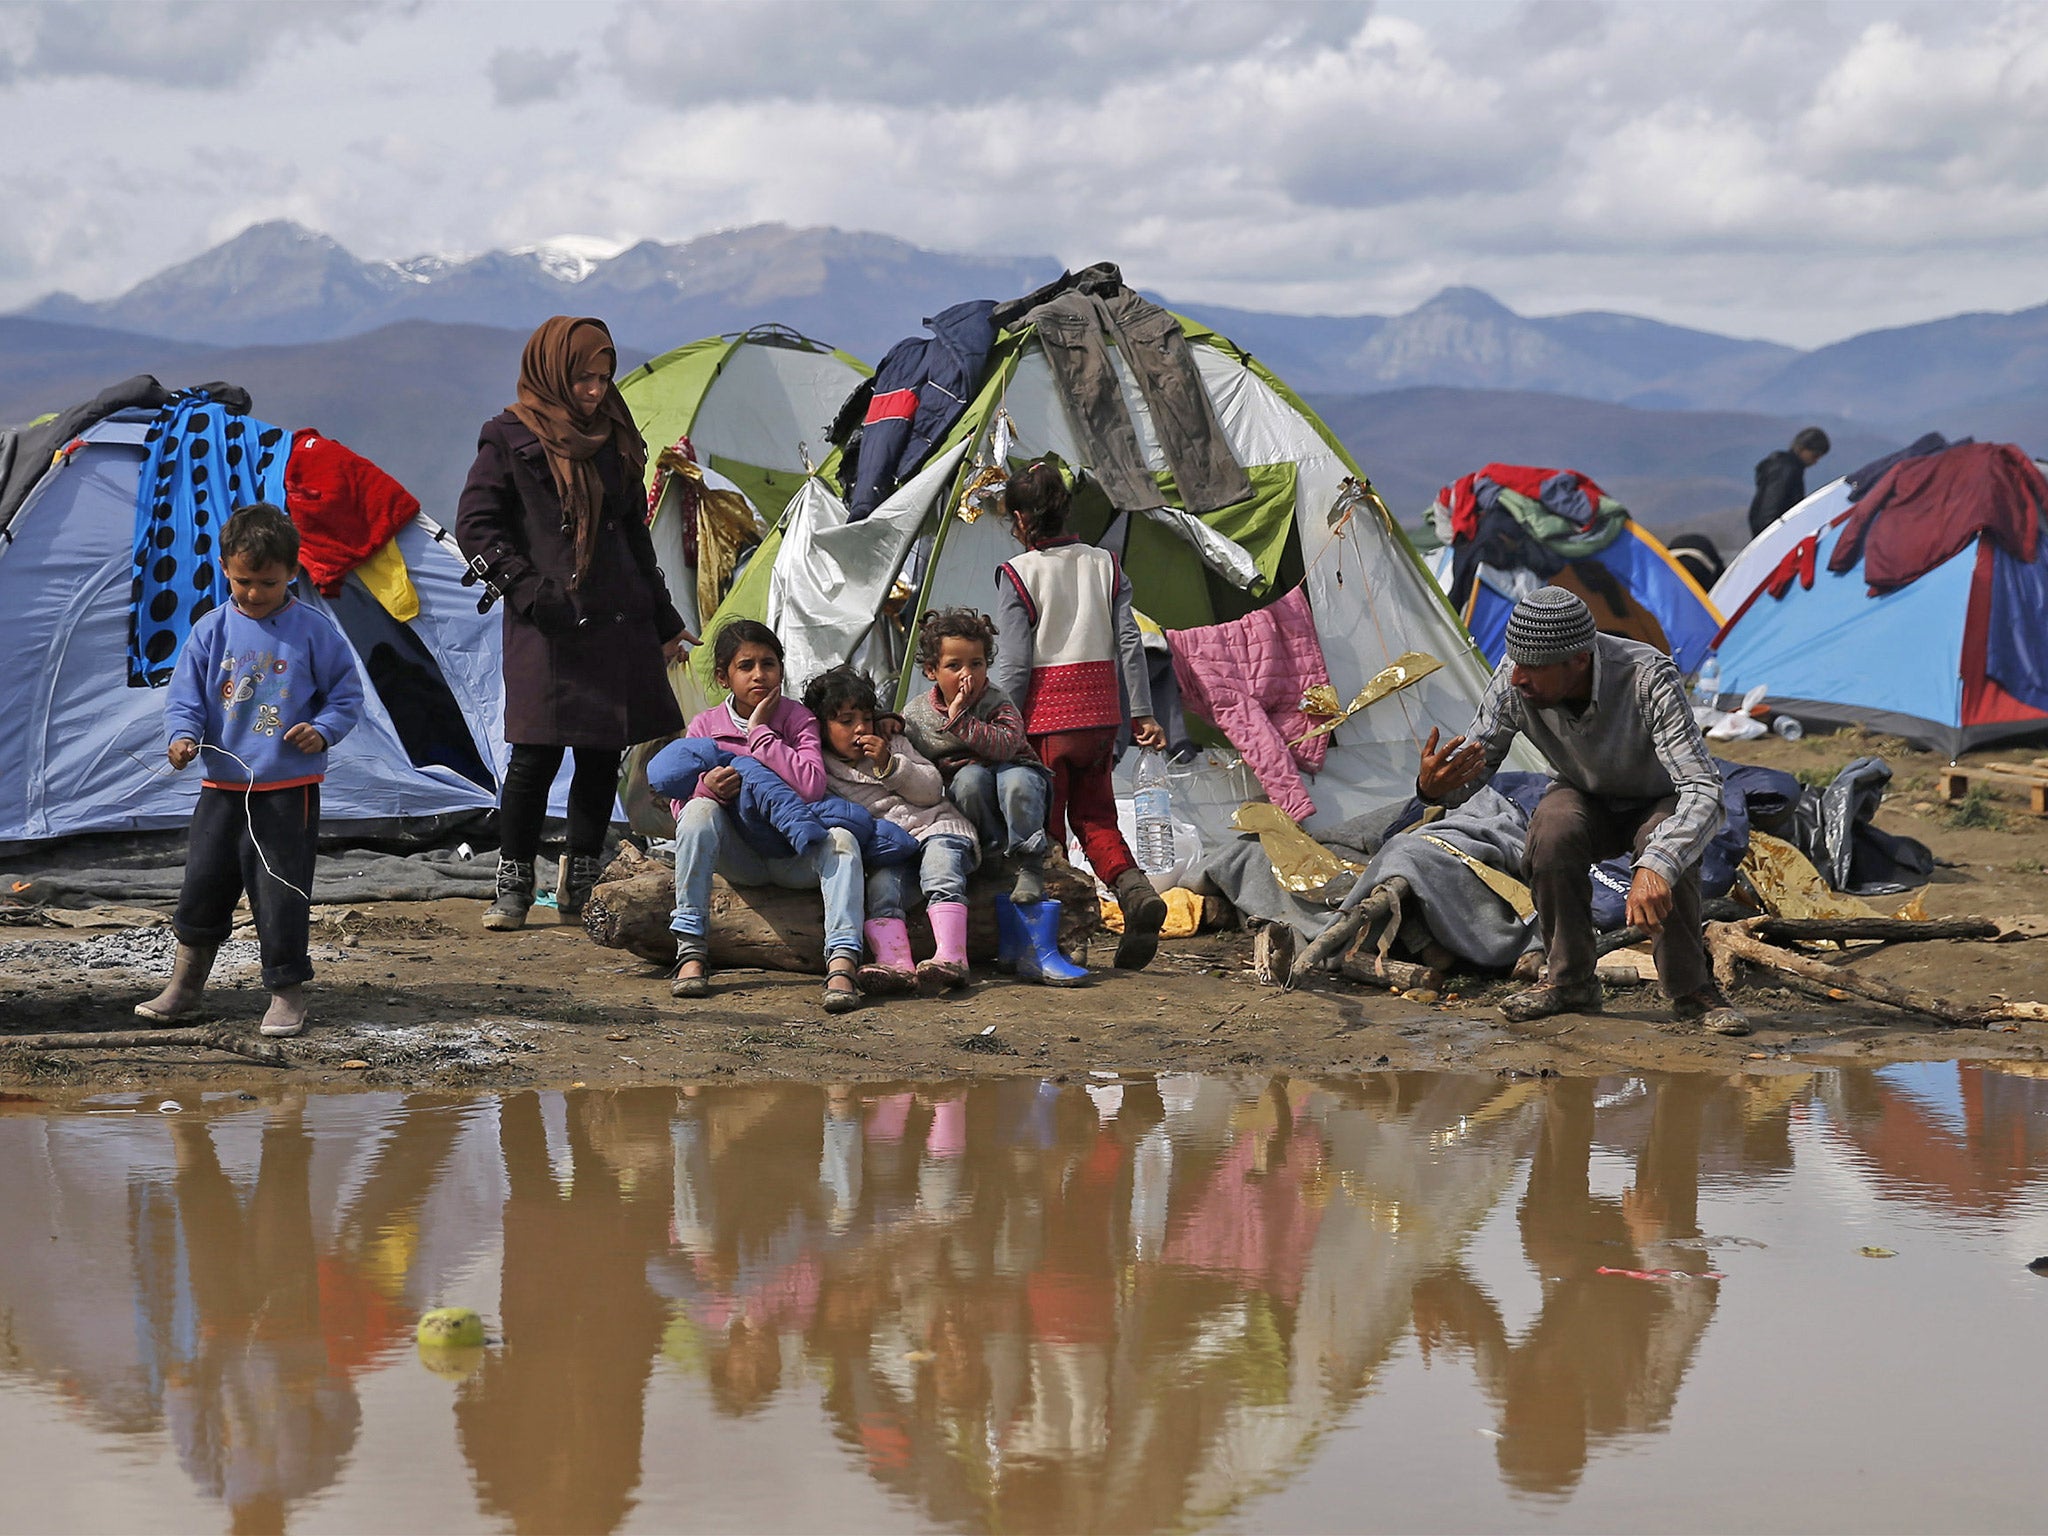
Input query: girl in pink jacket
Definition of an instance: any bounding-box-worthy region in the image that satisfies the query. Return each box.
[668,620,863,1012]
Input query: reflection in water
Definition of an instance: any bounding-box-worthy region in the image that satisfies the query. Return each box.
[0,1063,2043,1533]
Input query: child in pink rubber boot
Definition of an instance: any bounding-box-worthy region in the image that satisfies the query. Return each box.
[806,665,980,996]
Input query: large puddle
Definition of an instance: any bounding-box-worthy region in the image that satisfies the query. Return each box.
[0,1066,2042,1534]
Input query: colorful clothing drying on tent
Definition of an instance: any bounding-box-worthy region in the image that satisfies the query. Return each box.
[1435,463,1618,546]
[1828,441,2045,594]
[645,433,761,626]
[999,263,1252,518]
[1843,432,1963,502]
[840,300,998,522]
[283,428,421,598]
[1427,464,1720,674]
[1166,585,1331,823]
[128,390,291,687]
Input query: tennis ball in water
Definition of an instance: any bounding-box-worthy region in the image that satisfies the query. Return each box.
[416,1342,486,1381]
[416,1307,486,1348]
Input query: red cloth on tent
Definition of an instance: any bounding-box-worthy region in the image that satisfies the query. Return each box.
[1828,442,2045,595]
[1438,472,1485,540]
[284,428,421,595]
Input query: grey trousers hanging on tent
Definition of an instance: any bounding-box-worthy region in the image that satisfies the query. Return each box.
[1027,288,1253,516]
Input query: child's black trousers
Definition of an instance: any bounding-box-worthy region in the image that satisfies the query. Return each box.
[173,783,320,988]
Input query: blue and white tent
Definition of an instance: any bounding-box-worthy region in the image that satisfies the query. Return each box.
[1707,451,2048,756]
[0,407,523,847]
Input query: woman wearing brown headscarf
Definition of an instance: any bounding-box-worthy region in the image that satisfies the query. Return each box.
[457,316,692,929]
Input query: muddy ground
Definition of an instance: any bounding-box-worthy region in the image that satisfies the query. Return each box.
[3,730,2045,1097]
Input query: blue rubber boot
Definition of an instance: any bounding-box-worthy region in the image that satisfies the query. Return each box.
[1002,895,1089,987]
[994,892,1027,974]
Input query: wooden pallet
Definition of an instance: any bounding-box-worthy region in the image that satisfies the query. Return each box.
[1941,762,2048,815]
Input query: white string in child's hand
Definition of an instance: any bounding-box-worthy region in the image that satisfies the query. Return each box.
[124,745,317,903]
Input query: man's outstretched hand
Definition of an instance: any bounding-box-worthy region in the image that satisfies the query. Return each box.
[1416,727,1488,802]
[1626,866,1675,932]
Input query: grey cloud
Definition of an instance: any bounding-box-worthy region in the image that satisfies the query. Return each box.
[605,0,1371,107]
[1511,0,1607,51]
[488,45,578,107]
[0,0,392,90]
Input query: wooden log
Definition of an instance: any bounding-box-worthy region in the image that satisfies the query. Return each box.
[1706,921,1992,1028]
[582,862,1101,971]
[0,1027,289,1065]
[1753,916,1998,944]
[1336,954,1442,993]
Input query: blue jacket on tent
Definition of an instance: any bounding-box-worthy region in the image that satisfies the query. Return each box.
[646,738,918,866]
[848,300,997,521]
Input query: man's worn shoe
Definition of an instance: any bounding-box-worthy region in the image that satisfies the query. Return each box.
[1111,868,1168,971]
[482,858,535,931]
[1673,987,1752,1036]
[1499,979,1604,1024]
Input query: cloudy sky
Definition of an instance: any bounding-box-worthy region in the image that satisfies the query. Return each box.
[1,0,2043,346]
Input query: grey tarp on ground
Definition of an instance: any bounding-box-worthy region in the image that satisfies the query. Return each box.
[1347,787,1542,970]
[3,848,500,907]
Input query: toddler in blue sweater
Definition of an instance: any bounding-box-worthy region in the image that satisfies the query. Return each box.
[136,504,363,1037]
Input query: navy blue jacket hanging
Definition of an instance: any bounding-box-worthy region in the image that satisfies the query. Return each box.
[846,300,997,522]
[129,390,290,686]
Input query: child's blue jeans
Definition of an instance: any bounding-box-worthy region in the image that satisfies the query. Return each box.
[866,834,979,921]
[948,764,1050,860]
[669,797,864,962]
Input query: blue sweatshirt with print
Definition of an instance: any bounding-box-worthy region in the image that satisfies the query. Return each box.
[162,597,365,788]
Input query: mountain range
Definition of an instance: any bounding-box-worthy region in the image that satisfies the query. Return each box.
[19,221,1060,372]
[7,221,2045,550]
[23,220,2048,437]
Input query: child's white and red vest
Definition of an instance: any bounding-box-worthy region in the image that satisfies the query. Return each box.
[998,538,1123,735]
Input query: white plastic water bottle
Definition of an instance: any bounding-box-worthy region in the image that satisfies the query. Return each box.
[1132,750,1177,875]
[1693,655,1721,709]
[1773,715,1804,741]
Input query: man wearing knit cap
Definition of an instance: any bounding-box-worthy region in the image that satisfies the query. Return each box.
[1416,586,1750,1035]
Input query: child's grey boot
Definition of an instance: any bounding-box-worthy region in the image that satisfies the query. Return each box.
[134,942,218,1023]
[260,985,308,1038]
[1010,850,1047,906]
[482,857,535,931]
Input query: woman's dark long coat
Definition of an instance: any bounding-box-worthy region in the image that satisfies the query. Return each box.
[456,411,686,748]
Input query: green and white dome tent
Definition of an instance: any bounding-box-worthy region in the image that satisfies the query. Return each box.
[914,318,1500,841]
[618,324,870,642]
[691,313,1502,845]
